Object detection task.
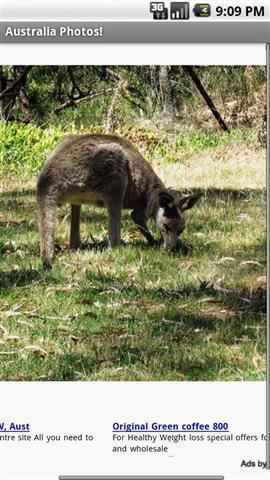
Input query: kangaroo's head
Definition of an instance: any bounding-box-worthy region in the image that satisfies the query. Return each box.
[156,191,202,251]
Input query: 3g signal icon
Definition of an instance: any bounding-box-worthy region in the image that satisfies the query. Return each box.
[150,2,168,19]
[150,2,166,12]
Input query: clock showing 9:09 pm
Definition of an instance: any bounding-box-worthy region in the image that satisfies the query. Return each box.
[216,5,265,17]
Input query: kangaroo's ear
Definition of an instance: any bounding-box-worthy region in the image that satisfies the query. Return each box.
[178,193,203,211]
[158,191,175,209]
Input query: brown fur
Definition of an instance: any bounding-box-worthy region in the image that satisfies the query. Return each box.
[37,134,202,268]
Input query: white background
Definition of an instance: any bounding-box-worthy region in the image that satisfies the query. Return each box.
[0,37,268,480]
[1,44,267,66]
[0,382,268,480]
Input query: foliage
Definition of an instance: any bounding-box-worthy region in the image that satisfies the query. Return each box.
[0,120,259,178]
[0,122,74,176]
[1,66,266,131]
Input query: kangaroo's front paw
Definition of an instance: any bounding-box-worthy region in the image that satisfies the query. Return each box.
[70,242,82,251]
[42,259,52,270]
[148,238,161,248]
[178,241,191,255]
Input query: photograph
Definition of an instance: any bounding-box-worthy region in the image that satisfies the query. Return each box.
[0,65,267,381]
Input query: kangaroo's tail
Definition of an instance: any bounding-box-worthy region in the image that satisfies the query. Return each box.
[36,173,56,269]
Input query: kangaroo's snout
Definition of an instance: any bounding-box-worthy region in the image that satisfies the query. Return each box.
[163,235,179,252]
[163,225,186,251]
[156,191,203,252]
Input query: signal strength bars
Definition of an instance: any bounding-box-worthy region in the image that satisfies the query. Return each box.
[170,2,190,19]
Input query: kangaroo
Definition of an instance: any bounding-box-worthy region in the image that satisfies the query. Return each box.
[37,134,202,269]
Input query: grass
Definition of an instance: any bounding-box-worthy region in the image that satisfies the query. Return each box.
[0,127,266,381]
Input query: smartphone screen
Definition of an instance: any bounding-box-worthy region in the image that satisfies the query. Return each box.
[0,1,269,480]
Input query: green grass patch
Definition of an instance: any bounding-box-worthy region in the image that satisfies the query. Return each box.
[0,169,266,380]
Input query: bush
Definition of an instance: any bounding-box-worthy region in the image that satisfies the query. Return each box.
[0,122,78,177]
[0,120,259,178]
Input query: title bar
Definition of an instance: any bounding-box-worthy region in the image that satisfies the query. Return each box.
[1,22,270,43]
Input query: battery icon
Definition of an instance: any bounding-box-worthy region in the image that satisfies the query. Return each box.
[193,3,211,17]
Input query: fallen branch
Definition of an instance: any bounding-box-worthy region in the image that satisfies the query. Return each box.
[182,66,229,132]
[55,87,114,113]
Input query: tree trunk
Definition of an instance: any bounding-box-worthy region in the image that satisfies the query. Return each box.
[0,67,11,120]
[0,66,32,121]
[159,66,175,121]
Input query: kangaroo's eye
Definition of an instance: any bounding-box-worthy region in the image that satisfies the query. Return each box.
[164,226,170,233]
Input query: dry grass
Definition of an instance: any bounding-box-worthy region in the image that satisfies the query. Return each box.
[156,149,265,191]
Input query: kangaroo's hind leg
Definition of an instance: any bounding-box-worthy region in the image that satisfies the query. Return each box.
[70,204,81,250]
[107,200,122,247]
[94,145,128,248]
[106,182,127,248]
